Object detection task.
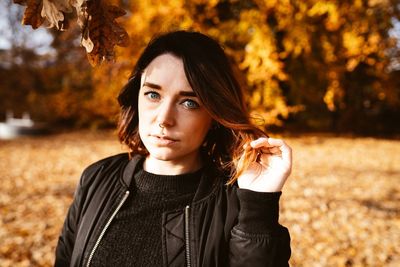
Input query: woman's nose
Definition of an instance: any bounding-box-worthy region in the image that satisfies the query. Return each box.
[156,101,175,127]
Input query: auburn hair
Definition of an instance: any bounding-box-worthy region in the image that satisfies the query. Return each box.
[117,30,266,184]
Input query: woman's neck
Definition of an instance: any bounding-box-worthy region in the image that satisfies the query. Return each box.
[143,152,203,175]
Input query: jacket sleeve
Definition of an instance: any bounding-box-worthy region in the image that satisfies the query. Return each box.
[229,188,291,267]
[54,172,86,267]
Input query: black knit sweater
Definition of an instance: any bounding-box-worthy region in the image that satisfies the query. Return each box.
[90,165,202,266]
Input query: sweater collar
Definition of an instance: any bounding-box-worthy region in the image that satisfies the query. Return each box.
[121,154,224,202]
[134,167,202,193]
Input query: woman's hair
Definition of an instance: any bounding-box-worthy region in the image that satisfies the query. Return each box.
[117,30,266,184]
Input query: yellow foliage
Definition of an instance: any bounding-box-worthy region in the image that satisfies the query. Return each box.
[14,0,397,128]
[324,78,344,112]
[104,0,396,127]
[308,2,342,31]
[321,36,337,63]
[343,31,365,57]
[283,25,312,57]
[368,0,391,7]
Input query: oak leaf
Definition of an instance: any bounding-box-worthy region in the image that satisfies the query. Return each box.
[41,0,73,30]
[83,1,129,66]
[15,0,129,66]
[14,0,45,29]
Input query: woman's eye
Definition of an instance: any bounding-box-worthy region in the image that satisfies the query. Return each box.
[182,99,200,109]
[144,91,160,101]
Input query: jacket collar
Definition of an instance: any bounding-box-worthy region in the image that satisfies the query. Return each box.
[121,154,144,187]
[121,154,225,202]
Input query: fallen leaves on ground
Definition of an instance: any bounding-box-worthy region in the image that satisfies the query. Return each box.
[0,131,399,266]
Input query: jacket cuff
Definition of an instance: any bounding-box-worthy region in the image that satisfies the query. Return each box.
[236,188,281,233]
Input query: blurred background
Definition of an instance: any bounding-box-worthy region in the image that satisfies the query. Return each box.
[0,0,399,266]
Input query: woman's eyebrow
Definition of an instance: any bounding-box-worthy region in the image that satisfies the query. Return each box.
[179,91,197,97]
[143,82,161,89]
[143,82,197,97]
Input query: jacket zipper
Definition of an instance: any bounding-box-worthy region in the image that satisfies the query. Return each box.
[86,190,130,267]
[185,205,191,267]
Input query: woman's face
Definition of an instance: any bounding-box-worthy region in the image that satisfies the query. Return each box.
[138,53,212,170]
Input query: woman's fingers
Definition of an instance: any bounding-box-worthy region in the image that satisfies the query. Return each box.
[250,137,285,148]
[250,137,292,168]
[260,146,280,154]
[249,137,270,148]
[250,137,286,153]
[240,137,293,192]
[247,137,292,158]
[269,138,292,175]
[280,140,292,162]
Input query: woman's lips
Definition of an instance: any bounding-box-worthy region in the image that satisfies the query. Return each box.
[150,134,178,146]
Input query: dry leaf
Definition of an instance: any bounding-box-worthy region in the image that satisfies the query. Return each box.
[14,0,45,29]
[41,0,65,30]
[83,1,129,66]
[14,0,129,65]
[51,0,74,12]
[42,0,73,30]
[1,132,399,266]
[72,0,86,28]
[81,30,94,53]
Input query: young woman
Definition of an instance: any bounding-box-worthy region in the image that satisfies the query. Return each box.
[55,31,292,267]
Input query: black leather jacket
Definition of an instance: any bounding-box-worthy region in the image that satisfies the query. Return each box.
[55,153,291,267]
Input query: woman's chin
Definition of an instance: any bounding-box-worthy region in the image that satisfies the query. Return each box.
[146,150,177,161]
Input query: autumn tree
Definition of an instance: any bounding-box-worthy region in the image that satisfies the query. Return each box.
[0,1,94,126]
[0,1,54,120]
[12,0,400,133]
[90,0,400,132]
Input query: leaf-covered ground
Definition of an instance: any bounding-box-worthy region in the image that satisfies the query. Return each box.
[0,131,399,266]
